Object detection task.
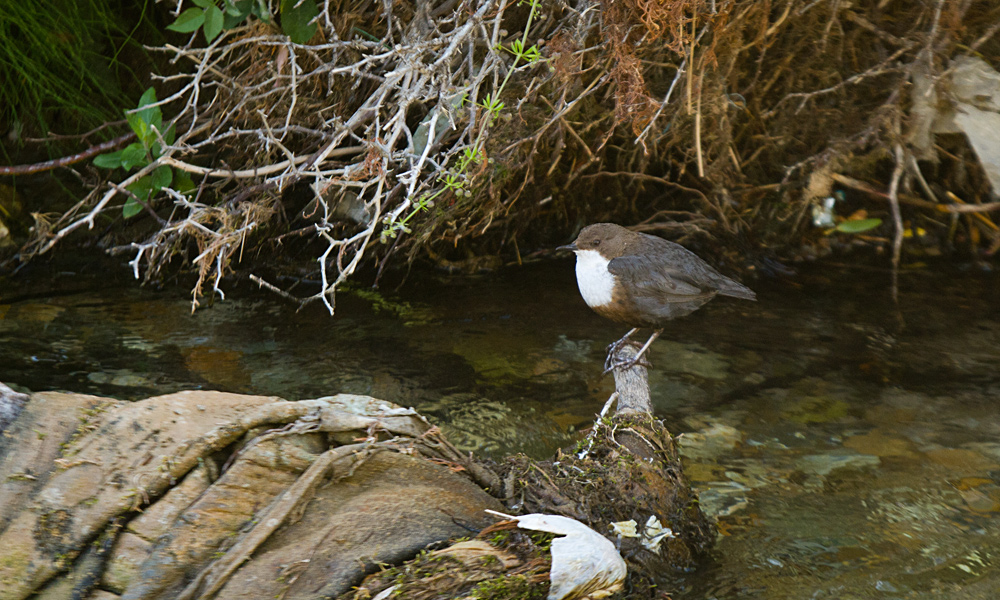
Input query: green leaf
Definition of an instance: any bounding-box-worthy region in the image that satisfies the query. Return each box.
[124,176,153,218]
[120,143,148,171]
[126,111,148,143]
[125,87,161,147]
[192,0,212,8]
[122,197,143,219]
[151,165,173,191]
[174,169,196,194]
[166,7,206,33]
[164,124,176,146]
[127,175,152,200]
[280,0,318,44]
[136,87,160,134]
[93,150,124,169]
[204,5,224,43]
[224,0,249,16]
[222,12,244,28]
[835,218,882,234]
[223,0,252,28]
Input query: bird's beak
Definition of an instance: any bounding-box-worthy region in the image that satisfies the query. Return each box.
[556,242,577,252]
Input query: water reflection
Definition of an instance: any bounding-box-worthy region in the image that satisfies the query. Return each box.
[2,255,1000,596]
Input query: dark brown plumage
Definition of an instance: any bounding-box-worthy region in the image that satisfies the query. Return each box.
[559,223,755,370]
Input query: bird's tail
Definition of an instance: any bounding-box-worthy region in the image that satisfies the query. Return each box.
[717,277,757,300]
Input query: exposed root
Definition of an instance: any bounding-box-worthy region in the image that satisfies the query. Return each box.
[9,0,999,301]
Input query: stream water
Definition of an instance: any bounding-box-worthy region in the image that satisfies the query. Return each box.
[2,253,999,598]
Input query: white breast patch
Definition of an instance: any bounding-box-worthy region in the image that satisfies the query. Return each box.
[574,249,615,307]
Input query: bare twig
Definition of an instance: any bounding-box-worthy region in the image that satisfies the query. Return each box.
[888,144,905,301]
[0,133,136,176]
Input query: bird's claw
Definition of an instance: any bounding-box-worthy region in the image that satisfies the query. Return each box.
[602,352,650,375]
[605,339,627,356]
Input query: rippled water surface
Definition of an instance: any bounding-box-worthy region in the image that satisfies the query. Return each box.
[2,254,1000,598]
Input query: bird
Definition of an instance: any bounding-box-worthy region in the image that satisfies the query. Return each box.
[558,223,756,371]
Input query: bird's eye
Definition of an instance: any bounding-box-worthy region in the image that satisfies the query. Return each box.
[592,239,601,247]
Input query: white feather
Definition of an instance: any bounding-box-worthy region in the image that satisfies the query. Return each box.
[574,249,615,307]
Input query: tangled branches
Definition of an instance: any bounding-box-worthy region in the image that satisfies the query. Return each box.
[13,0,1000,308]
[24,0,588,312]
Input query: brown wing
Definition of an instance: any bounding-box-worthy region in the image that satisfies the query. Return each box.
[611,236,756,301]
[607,253,717,324]
[607,253,709,299]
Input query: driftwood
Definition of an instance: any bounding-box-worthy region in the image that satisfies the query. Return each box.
[610,343,652,415]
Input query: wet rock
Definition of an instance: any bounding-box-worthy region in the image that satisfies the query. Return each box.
[693,482,750,518]
[0,390,115,534]
[649,377,709,412]
[450,334,535,385]
[843,430,918,458]
[721,460,776,489]
[677,420,743,462]
[951,477,1000,513]
[649,340,731,380]
[681,462,726,483]
[8,302,65,324]
[86,370,155,388]
[119,434,327,600]
[0,381,30,433]
[962,442,1000,463]
[923,448,998,475]
[793,452,881,487]
[182,346,251,391]
[213,451,501,600]
[0,386,499,600]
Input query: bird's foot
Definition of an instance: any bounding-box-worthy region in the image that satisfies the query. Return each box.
[603,342,631,372]
[604,328,639,369]
[605,338,628,356]
[603,351,650,374]
[603,352,615,373]
[602,329,661,374]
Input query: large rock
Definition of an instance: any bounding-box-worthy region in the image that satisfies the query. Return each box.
[214,450,501,600]
[0,385,499,600]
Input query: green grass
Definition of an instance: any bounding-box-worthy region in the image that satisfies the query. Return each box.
[0,0,155,140]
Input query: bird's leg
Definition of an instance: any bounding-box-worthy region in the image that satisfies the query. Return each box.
[605,329,662,374]
[604,328,639,371]
[631,329,662,364]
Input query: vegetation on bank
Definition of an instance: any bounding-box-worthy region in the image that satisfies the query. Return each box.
[0,0,156,148]
[1,0,999,308]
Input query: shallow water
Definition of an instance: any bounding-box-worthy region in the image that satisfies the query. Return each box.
[2,254,1000,597]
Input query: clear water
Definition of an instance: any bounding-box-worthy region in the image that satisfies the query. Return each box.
[2,254,1000,598]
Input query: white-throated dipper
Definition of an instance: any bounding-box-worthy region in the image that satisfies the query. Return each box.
[558,223,756,370]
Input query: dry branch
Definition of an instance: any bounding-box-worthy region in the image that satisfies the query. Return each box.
[10,0,999,300]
